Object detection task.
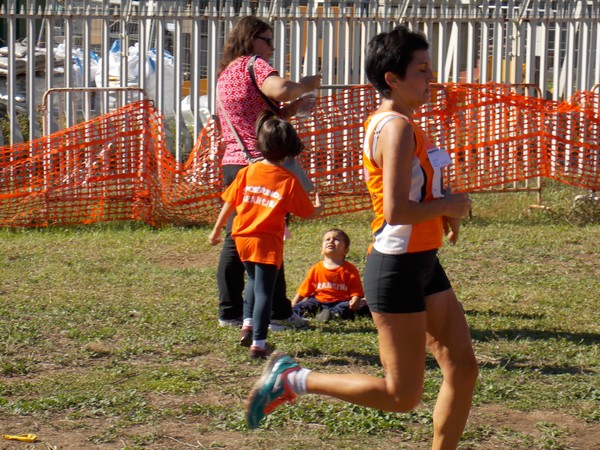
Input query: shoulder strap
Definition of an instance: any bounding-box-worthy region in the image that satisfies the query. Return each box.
[216,89,261,164]
[248,55,279,113]
[366,113,406,164]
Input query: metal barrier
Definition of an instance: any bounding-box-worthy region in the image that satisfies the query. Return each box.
[492,84,544,209]
[2,83,597,228]
[39,86,146,136]
[420,82,550,210]
[2,0,600,158]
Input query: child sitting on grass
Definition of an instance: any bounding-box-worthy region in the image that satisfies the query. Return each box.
[208,111,323,360]
[291,228,370,322]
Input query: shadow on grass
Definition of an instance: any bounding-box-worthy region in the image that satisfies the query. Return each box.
[470,327,599,347]
[294,350,447,373]
[478,358,595,375]
[316,323,376,334]
[318,314,599,347]
[467,309,546,321]
[295,313,598,375]
[469,317,598,374]
[296,352,382,366]
[467,309,599,345]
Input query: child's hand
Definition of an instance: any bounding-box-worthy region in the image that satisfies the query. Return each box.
[350,298,367,311]
[306,192,324,219]
[315,192,324,212]
[291,294,303,306]
[208,230,222,246]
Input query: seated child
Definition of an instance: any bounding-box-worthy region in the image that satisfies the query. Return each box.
[291,228,370,322]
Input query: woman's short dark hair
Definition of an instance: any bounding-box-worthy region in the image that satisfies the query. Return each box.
[255,111,304,163]
[365,25,429,98]
[218,16,272,77]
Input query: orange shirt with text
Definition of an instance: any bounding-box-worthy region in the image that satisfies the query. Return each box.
[222,162,315,268]
[297,260,364,304]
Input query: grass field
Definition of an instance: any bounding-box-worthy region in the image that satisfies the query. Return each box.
[0,182,599,449]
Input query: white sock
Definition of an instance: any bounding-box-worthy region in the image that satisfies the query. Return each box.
[243,318,253,328]
[286,368,311,395]
[252,339,266,349]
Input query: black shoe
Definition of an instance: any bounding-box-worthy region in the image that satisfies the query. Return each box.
[249,343,275,360]
[240,326,252,347]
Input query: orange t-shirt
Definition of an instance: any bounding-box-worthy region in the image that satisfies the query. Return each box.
[297,260,364,304]
[222,162,315,268]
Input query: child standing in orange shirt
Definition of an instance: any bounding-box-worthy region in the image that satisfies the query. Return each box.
[209,111,323,359]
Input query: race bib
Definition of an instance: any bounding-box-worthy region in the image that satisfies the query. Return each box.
[427,147,452,169]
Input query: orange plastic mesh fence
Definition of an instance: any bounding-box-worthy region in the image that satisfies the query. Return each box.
[420,84,599,193]
[0,83,598,228]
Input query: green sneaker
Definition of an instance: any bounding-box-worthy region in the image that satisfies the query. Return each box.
[246,351,300,429]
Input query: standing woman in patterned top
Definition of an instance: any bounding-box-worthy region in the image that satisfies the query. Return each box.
[215,16,321,330]
[245,25,478,450]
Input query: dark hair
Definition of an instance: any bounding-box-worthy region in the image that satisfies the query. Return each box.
[325,228,350,248]
[217,16,272,77]
[255,110,305,163]
[365,25,429,98]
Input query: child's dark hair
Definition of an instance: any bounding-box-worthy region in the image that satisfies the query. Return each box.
[255,110,305,163]
[365,25,429,98]
[326,228,350,248]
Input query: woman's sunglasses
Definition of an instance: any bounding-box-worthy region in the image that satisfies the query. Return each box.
[255,36,273,47]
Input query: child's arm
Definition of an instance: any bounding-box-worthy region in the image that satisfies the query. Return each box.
[305,192,324,219]
[208,202,234,246]
[291,293,305,306]
[348,296,363,311]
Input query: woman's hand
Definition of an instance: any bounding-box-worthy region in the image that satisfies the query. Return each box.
[262,74,321,104]
[300,74,322,92]
[443,192,472,218]
[443,216,461,245]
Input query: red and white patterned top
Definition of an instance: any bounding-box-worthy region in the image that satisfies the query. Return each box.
[217,55,278,166]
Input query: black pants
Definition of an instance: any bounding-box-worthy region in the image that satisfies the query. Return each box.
[217,164,292,321]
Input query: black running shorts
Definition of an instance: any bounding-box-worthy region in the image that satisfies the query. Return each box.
[363,248,451,313]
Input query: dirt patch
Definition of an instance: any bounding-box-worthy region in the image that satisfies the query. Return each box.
[1,354,598,449]
[470,404,600,449]
[2,403,599,449]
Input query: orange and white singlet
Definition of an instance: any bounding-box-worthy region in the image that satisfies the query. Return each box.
[363,112,445,255]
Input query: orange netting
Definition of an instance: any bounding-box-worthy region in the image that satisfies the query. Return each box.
[0,83,598,228]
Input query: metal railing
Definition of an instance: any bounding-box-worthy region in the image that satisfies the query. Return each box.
[1,0,599,160]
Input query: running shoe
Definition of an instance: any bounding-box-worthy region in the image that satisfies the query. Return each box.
[246,351,300,429]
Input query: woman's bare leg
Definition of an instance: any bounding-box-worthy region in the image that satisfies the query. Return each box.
[306,311,427,412]
[425,289,478,450]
